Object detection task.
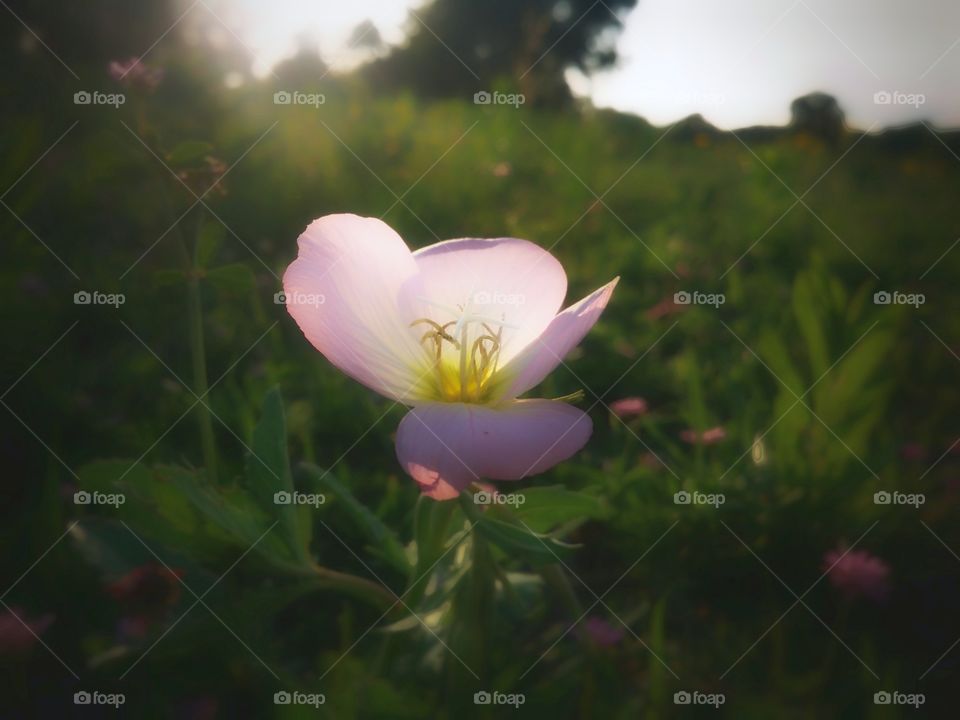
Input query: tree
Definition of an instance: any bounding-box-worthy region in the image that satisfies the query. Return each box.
[362,0,639,106]
[790,92,847,145]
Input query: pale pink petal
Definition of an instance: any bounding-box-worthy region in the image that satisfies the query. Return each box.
[497,278,618,400]
[395,400,592,499]
[412,238,567,365]
[283,214,433,402]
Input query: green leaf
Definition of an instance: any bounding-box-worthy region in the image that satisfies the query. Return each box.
[205,263,256,295]
[473,511,577,566]
[76,461,237,564]
[792,272,830,378]
[511,486,608,533]
[301,464,409,576]
[165,465,303,571]
[195,220,224,268]
[245,387,310,562]
[166,140,214,168]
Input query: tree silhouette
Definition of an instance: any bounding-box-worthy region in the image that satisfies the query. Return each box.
[363,0,638,106]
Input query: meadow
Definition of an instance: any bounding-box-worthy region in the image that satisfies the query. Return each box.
[3,58,960,717]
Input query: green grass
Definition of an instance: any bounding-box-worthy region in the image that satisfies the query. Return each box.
[3,69,960,718]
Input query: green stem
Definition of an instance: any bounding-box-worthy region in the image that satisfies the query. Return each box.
[186,236,218,484]
[161,174,218,485]
[309,562,398,610]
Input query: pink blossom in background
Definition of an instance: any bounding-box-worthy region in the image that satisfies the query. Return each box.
[680,426,727,445]
[0,606,54,655]
[283,214,618,500]
[610,396,648,418]
[108,57,164,90]
[580,616,624,647]
[823,547,891,602]
[108,563,183,639]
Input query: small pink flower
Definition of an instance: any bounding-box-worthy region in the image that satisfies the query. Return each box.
[579,616,624,647]
[610,396,648,418]
[284,214,618,499]
[0,607,54,655]
[108,57,163,91]
[823,547,890,602]
[108,563,183,639]
[680,426,726,445]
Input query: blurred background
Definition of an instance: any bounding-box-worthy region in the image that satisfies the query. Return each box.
[2,0,959,717]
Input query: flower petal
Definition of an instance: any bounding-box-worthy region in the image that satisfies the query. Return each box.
[282,214,432,402]
[395,400,592,499]
[412,238,567,365]
[497,278,618,399]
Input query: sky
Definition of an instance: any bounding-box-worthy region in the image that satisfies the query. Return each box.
[200,0,960,130]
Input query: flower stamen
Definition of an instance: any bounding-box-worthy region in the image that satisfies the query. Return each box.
[410,313,507,402]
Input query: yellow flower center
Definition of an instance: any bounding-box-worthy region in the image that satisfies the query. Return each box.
[411,312,508,403]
